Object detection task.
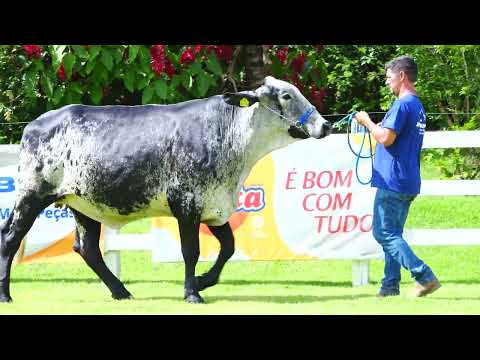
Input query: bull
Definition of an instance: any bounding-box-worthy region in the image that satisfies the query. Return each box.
[0,76,331,303]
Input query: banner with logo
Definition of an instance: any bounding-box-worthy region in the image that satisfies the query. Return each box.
[150,134,383,262]
[0,134,384,263]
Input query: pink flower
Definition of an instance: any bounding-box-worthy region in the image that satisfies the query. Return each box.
[165,58,175,78]
[150,45,166,61]
[150,45,167,76]
[275,47,289,64]
[290,52,306,74]
[22,45,42,58]
[57,63,65,81]
[291,73,304,93]
[179,46,195,65]
[206,45,217,53]
[194,45,202,54]
[150,44,175,78]
[309,85,327,111]
[150,59,165,76]
[215,45,233,63]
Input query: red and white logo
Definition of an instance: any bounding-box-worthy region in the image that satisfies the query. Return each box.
[236,186,265,212]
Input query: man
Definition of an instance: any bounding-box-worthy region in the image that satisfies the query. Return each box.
[354,55,441,297]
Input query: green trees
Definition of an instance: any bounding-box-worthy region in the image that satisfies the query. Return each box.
[0,45,327,143]
[395,45,480,180]
[2,44,480,145]
[2,44,480,179]
[396,45,480,130]
[322,45,398,115]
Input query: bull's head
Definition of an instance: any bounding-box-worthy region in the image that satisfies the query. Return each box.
[222,76,331,140]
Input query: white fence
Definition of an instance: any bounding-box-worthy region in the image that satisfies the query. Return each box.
[103,130,480,285]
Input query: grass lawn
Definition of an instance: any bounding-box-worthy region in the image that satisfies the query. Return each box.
[3,245,480,314]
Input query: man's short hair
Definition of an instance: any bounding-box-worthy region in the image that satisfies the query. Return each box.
[385,56,418,82]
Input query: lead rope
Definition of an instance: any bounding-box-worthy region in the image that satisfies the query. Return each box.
[333,112,374,185]
[261,104,374,184]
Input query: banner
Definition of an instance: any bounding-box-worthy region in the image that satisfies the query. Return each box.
[0,134,384,263]
[150,134,383,261]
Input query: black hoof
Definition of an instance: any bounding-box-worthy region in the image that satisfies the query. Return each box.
[0,295,12,303]
[112,291,134,300]
[185,293,204,304]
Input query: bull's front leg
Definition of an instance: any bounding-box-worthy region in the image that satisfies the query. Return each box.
[196,222,235,291]
[168,191,204,303]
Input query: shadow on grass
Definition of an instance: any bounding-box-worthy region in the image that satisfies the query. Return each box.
[128,279,354,287]
[439,279,480,285]
[12,277,100,284]
[11,278,354,287]
[429,296,480,301]
[135,293,375,304]
[19,276,480,287]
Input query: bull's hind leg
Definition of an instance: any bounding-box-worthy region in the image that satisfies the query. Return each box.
[196,222,235,292]
[0,212,16,302]
[70,209,132,300]
[0,193,56,302]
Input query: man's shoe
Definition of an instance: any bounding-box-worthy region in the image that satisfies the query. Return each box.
[412,278,441,297]
[377,289,400,298]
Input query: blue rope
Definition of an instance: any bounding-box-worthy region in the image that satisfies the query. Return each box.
[333,112,374,185]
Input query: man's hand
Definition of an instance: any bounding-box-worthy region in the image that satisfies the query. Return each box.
[353,111,371,127]
[353,111,397,147]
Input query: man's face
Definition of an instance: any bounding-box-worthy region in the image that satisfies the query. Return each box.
[385,68,402,97]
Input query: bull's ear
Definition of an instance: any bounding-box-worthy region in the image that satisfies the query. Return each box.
[222,92,259,107]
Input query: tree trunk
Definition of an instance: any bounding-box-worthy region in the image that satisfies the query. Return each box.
[243,45,265,89]
[461,48,470,124]
[220,45,266,93]
[221,45,243,93]
[437,100,455,127]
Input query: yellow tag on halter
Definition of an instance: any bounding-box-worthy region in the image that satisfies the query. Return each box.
[239,98,250,107]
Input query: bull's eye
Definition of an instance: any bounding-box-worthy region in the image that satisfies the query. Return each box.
[281,93,292,101]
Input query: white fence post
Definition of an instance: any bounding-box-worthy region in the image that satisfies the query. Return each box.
[103,227,121,279]
[104,251,121,279]
[352,260,370,287]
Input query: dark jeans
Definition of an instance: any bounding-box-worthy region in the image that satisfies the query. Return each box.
[373,188,436,292]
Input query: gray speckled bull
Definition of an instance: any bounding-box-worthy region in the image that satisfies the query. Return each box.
[0,76,331,303]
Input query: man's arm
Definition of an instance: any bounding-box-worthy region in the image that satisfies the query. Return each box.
[354,111,397,147]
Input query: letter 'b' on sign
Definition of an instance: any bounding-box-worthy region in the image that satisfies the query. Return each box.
[0,177,15,192]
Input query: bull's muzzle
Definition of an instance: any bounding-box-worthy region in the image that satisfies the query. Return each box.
[320,121,332,138]
[305,117,332,139]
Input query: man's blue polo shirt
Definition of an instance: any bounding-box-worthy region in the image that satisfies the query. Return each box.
[371,94,427,195]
